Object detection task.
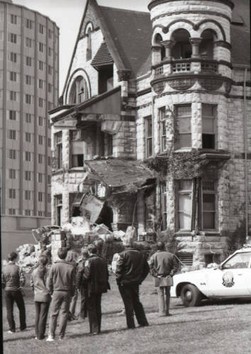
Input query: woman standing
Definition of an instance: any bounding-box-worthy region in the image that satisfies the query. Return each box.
[30,255,51,340]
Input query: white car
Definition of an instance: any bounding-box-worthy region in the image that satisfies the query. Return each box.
[171,245,251,307]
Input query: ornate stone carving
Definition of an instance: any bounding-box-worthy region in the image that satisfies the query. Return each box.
[199,77,223,91]
[152,81,166,94]
[117,69,131,81]
[168,78,196,91]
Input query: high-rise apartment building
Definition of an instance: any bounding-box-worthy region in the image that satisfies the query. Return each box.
[0,0,59,255]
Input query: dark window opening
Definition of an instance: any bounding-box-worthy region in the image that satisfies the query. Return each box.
[98,65,113,94]
[95,201,113,231]
[172,29,192,59]
[202,134,215,149]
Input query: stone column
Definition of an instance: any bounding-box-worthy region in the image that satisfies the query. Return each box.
[190,38,202,58]
[161,40,175,60]
[151,45,162,66]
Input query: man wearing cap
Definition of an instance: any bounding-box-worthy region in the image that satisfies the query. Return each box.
[2,251,27,333]
[149,241,179,316]
[115,232,149,329]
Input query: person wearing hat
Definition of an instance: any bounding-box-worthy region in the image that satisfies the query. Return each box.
[149,241,179,316]
[2,251,27,333]
[115,232,149,329]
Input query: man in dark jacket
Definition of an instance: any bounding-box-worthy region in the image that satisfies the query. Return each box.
[2,251,26,333]
[149,241,179,316]
[84,243,109,335]
[46,247,75,341]
[115,236,149,329]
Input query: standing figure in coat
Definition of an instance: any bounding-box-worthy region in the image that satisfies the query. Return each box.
[66,248,79,321]
[76,247,89,320]
[115,237,149,329]
[46,247,76,341]
[149,241,179,316]
[84,244,110,335]
[30,255,51,340]
[2,251,27,333]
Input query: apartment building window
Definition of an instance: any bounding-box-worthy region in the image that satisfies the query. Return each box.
[48,65,52,75]
[48,137,51,147]
[38,192,43,202]
[175,104,191,149]
[144,116,153,158]
[38,98,43,107]
[38,79,43,89]
[26,75,32,85]
[38,116,43,126]
[25,210,31,216]
[9,169,16,179]
[9,189,16,199]
[202,104,217,149]
[38,135,43,144]
[9,130,16,140]
[25,190,31,200]
[38,154,43,163]
[25,94,32,104]
[39,61,44,70]
[39,24,44,34]
[26,113,32,123]
[9,33,17,43]
[9,149,16,159]
[26,56,32,66]
[159,107,167,152]
[26,37,32,47]
[48,156,51,166]
[26,19,33,29]
[10,91,17,101]
[9,110,16,120]
[25,151,31,161]
[202,180,216,230]
[48,83,52,92]
[25,171,32,181]
[9,209,16,215]
[48,29,52,38]
[55,132,62,169]
[48,47,52,56]
[47,175,51,185]
[10,52,17,62]
[38,173,43,183]
[160,182,167,230]
[10,71,17,81]
[25,132,31,142]
[10,14,17,24]
[38,42,44,52]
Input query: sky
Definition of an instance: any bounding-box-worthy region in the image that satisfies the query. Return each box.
[14,0,149,94]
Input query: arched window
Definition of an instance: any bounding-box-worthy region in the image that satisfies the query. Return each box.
[69,76,89,105]
[200,29,216,60]
[154,33,165,61]
[86,27,92,61]
[172,29,192,59]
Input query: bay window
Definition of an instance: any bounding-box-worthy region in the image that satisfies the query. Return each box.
[175,104,191,149]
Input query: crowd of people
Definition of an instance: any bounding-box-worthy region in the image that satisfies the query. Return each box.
[2,236,179,341]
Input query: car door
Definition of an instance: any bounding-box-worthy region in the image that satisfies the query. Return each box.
[207,251,251,297]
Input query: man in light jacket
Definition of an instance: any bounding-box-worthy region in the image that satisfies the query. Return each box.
[149,241,179,316]
[46,247,76,341]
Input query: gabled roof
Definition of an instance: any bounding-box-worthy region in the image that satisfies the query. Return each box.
[91,42,114,69]
[99,6,151,78]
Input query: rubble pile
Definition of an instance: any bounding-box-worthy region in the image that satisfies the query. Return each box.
[16,243,38,273]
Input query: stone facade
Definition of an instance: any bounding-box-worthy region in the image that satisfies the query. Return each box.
[50,0,250,267]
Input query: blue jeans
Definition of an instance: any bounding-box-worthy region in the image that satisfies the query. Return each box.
[5,289,26,332]
[48,291,71,338]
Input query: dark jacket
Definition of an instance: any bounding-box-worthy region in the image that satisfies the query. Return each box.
[2,262,25,291]
[84,254,109,296]
[30,265,51,302]
[46,260,75,296]
[116,248,149,286]
[149,251,179,277]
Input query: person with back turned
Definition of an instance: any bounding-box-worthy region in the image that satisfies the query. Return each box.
[115,234,149,329]
[149,241,179,316]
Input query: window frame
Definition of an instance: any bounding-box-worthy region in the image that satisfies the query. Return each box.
[174,104,192,150]
[144,115,153,158]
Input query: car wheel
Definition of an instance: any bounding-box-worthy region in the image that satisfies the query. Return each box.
[180,284,202,307]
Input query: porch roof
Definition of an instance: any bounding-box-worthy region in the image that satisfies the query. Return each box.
[50,86,121,124]
[84,159,156,193]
